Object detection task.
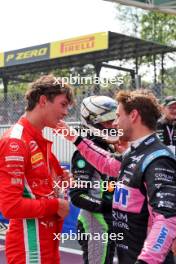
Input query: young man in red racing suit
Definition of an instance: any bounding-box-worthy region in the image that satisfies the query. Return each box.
[56,90,176,264]
[0,75,74,264]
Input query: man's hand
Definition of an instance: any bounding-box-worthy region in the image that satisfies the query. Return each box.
[61,169,72,185]
[54,120,78,143]
[57,199,69,219]
[114,140,129,154]
[61,169,75,189]
[105,136,129,154]
[104,135,119,144]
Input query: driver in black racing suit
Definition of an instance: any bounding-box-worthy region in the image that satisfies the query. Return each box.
[57,90,176,264]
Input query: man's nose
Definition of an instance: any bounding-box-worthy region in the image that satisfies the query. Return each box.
[63,107,69,116]
[112,119,118,127]
[112,120,118,129]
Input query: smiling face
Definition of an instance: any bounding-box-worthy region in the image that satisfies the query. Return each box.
[42,94,70,128]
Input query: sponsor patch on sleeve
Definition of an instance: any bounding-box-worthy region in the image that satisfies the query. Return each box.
[31,152,43,164]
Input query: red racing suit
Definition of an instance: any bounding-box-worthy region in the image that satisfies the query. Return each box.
[0,117,65,264]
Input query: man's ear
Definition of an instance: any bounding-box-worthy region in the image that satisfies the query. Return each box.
[38,95,47,107]
[130,109,139,123]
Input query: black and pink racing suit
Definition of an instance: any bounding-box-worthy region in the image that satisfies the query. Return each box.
[73,134,176,264]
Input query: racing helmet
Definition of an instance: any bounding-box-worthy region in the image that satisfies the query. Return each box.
[80,96,117,131]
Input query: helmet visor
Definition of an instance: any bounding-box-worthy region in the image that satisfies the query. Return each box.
[93,111,116,124]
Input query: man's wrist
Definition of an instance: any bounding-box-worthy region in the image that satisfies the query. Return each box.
[74,136,83,146]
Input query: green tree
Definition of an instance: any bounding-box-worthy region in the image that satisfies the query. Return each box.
[115,4,144,37]
[141,11,176,45]
[158,66,176,96]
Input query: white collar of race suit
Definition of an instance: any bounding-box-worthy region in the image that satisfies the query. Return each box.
[130,133,154,149]
[122,133,153,158]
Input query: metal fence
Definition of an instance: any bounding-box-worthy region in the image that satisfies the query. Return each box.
[0,93,25,124]
[0,88,118,125]
[0,123,78,164]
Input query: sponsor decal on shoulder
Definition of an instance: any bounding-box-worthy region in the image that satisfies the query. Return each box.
[130,154,144,162]
[145,137,155,145]
[31,152,43,164]
[29,140,38,152]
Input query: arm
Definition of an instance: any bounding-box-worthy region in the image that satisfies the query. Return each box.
[74,136,121,177]
[137,158,176,264]
[70,151,111,213]
[0,138,59,219]
[55,121,121,177]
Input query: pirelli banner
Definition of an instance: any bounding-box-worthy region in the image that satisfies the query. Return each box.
[0,52,4,67]
[0,32,108,68]
[50,32,108,59]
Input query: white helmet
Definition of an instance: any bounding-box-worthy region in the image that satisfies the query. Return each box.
[80,96,117,131]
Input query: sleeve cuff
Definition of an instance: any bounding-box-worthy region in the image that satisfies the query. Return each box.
[74,136,83,146]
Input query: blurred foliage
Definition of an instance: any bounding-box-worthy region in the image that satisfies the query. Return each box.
[141,11,176,45]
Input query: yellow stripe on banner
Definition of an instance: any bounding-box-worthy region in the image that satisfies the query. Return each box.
[50,32,108,59]
[0,53,4,67]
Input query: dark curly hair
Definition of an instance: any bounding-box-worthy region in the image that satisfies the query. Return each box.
[116,89,162,130]
[25,74,74,111]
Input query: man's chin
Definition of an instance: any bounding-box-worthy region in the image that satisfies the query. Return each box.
[45,121,57,129]
[120,135,129,142]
